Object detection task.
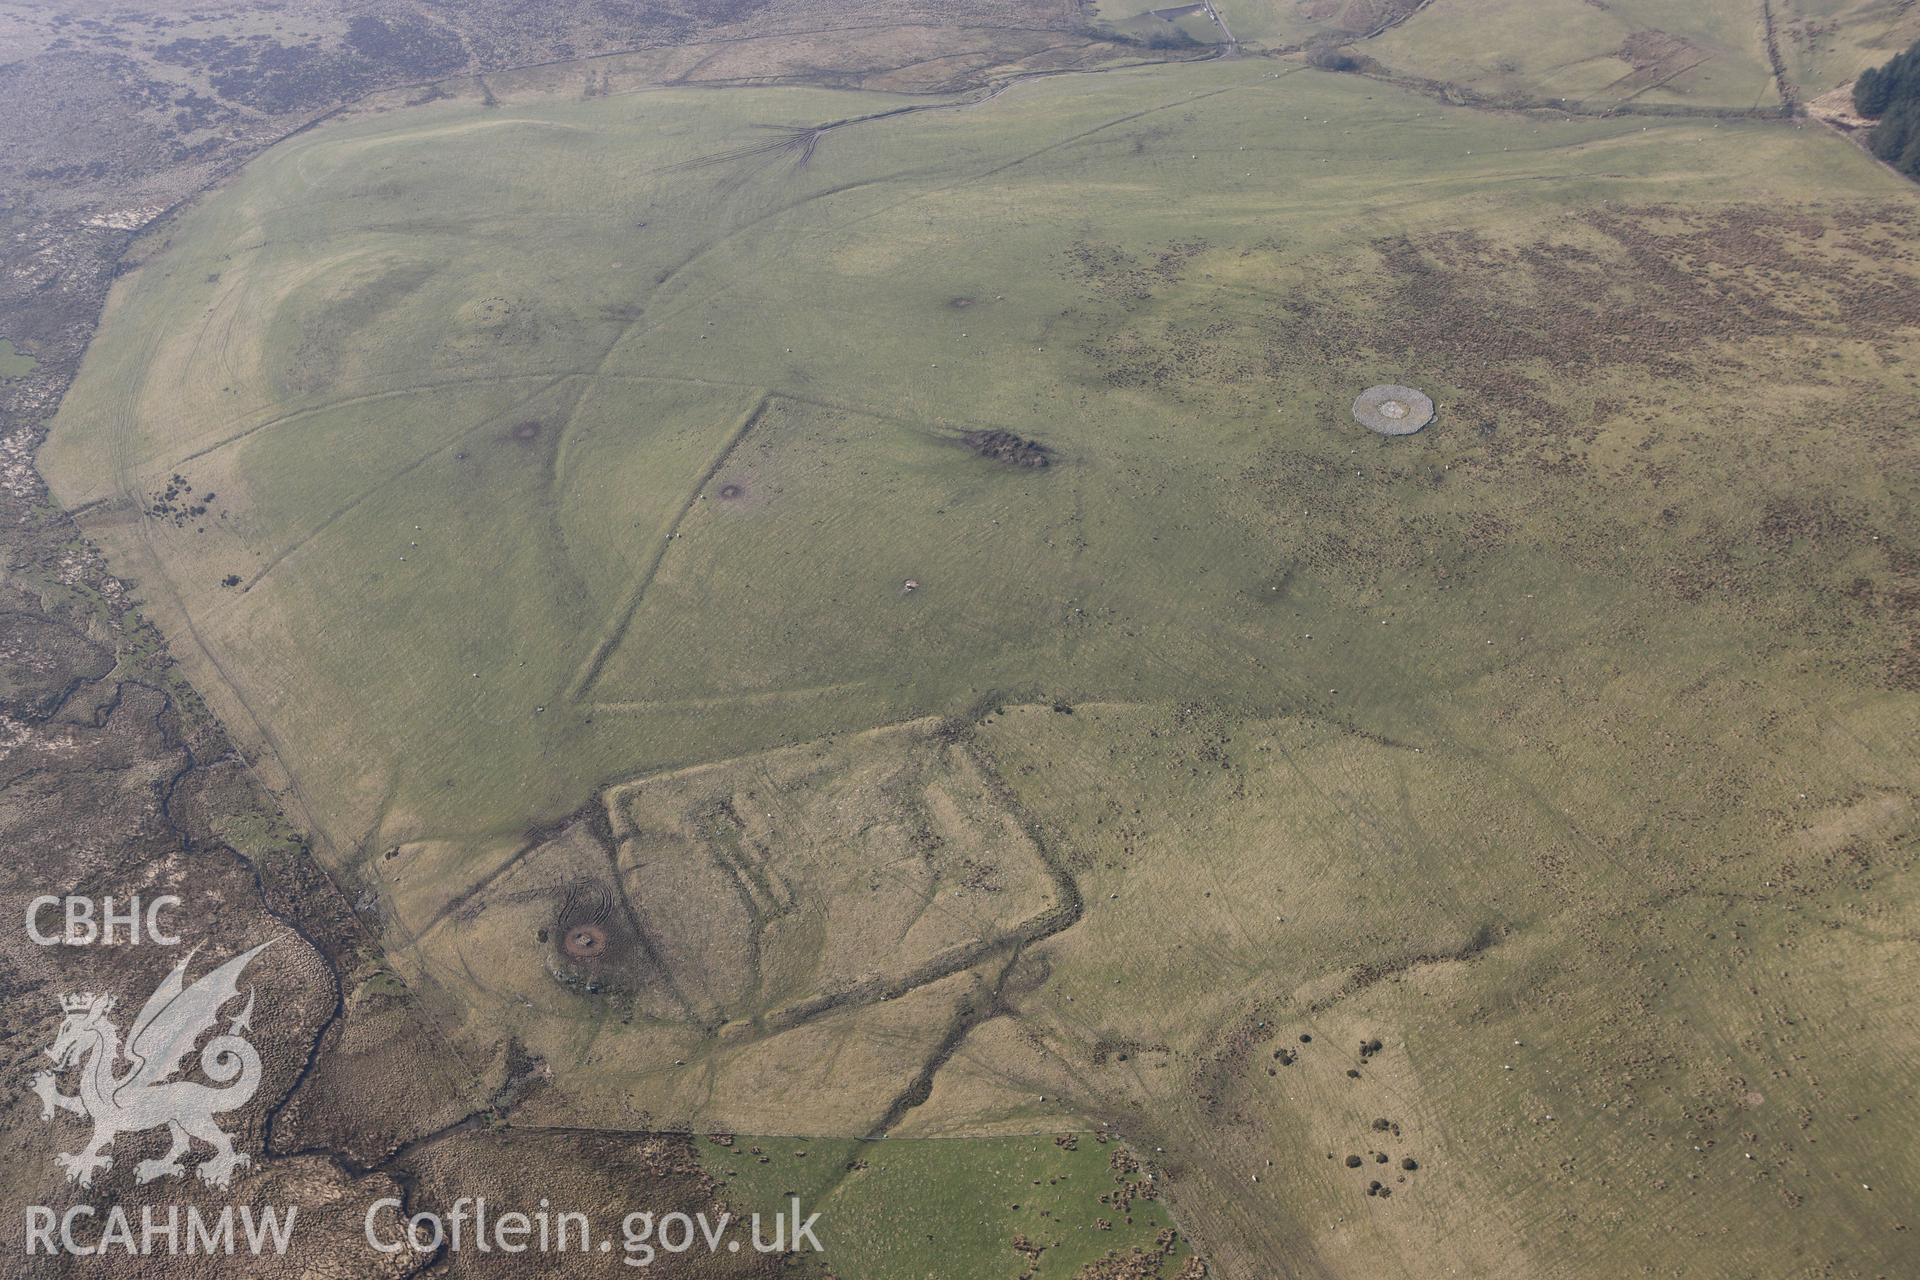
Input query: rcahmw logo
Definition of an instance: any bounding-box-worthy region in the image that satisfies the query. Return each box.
[26,1203,296,1259]
[27,894,180,946]
[32,941,272,1188]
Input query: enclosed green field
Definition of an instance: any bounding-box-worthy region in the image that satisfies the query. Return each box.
[707,1132,1194,1279]
[1367,0,1780,107]
[1774,0,1920,93]
[1212,0,1920,108]
[43,50,1920,1279]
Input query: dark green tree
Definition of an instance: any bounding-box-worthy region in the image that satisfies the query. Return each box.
[1855,65,1887,117]
[1853,41,1920,178]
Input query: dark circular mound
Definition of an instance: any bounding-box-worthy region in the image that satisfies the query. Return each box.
[561,922,607,960]
[551,882,622,975]
[716,482,746,501]
[509,420,543,441]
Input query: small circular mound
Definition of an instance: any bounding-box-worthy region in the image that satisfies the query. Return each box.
[561,923,607,960]
[716,482,745,501]
[1351,385,1435,436]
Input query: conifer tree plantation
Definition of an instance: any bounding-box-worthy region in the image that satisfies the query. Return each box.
[1854,39,1920,177]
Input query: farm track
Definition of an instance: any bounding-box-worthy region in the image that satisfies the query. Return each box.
[0,15,1466,1279]
[235,377,572,594]
[565,392,771,702]
[4,27,1210,1271]
[90,29,1804,814]
[26,13,1920,1278]
[407,711,1093,1134]
[588,679,874,713]
[863,948,1026,1138]
[1357,0,1436,42]
[167,371,566,470]
[1200,0,1238,52]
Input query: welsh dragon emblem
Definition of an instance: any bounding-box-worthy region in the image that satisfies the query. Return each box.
[33,941,272,1189]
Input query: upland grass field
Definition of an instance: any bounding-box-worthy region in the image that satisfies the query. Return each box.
[43,40,1920,1280]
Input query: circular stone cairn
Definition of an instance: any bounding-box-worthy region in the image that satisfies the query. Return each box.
[1351,384,1435,436]
[561,922,607,961]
